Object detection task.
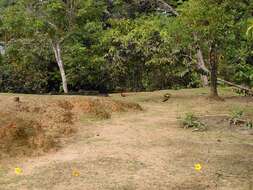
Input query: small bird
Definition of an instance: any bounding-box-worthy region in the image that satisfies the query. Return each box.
[13,97,20,103]
[121,92,126,97]
[162,93,171,102]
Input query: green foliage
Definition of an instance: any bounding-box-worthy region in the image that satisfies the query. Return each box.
[181,113,207,131]
[235,63,253,87]
[229,107,253,128]
[244,121,253,129]
[229,108,244,125]
[101,15,200,91]
[176,0,253,91]
[0,0,252,93]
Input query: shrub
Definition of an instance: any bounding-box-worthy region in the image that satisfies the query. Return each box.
[229,108,253,128]
[180,113,207,131]
[229,108,244,125]
[244,121,253,129]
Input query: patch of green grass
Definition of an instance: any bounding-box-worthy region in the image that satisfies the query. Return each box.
[244,121,253,129]
[180,113,207,131]
[229,108,244,125]
[219,87,237,96]
[243,106,253,116]
[229,107,253,128]
[230,105,253,118]
[79,113,111,124]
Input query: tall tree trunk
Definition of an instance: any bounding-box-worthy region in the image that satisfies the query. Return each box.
[193,33,209,87]
[52,41,68,93]
[196,47,209,87]
[209,44,219,98]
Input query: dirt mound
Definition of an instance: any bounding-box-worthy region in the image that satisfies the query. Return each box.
[0,113,56,159]
[71,98,143,119]
[0,95,142,159]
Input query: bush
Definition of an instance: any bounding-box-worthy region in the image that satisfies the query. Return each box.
[229,108,253,128]
[229,108,244,125]
[180,113,207,131]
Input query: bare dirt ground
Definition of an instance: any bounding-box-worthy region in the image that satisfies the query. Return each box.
[0,88,253,190]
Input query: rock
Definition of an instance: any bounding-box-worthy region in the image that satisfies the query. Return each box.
[13,97,20,102]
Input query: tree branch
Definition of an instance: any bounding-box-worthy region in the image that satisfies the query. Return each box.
[156,0,179,16]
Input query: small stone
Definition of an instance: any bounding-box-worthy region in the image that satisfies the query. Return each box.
[13,97,20,102]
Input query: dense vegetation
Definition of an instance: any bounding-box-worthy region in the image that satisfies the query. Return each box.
[0,0,252,96]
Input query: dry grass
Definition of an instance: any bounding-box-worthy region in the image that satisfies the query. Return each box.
[0,113,56,159]
[0,88,253,190]
[0,95,142,159]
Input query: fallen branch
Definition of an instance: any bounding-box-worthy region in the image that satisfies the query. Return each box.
[157,3,252,95]
[197,63,253,95]
[217,78,253,95]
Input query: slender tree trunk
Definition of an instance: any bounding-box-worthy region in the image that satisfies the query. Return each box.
[193,33,209,87]
[209,44,219,98]
[196,47,209,87]
[52,41,68,93]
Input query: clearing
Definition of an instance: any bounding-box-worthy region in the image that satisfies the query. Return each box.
[0,88,253,190]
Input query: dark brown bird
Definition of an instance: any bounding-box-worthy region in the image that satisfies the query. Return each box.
[13,97,20,103]
[162,93,171,102]
[121,92,126,97]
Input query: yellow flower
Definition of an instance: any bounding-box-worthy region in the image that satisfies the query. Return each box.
[194,163,202,171]
[14,167,22,175]
[72,170,80,177]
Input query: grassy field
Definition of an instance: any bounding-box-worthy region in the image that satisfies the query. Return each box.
[0,88,253,190]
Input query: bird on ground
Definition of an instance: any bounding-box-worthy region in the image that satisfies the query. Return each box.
[121,92,126,97]
[162,93,171,102]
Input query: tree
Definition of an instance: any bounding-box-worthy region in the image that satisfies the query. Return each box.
[0,0,251,94]
[178,0,249,98]
[1,0,105,93]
